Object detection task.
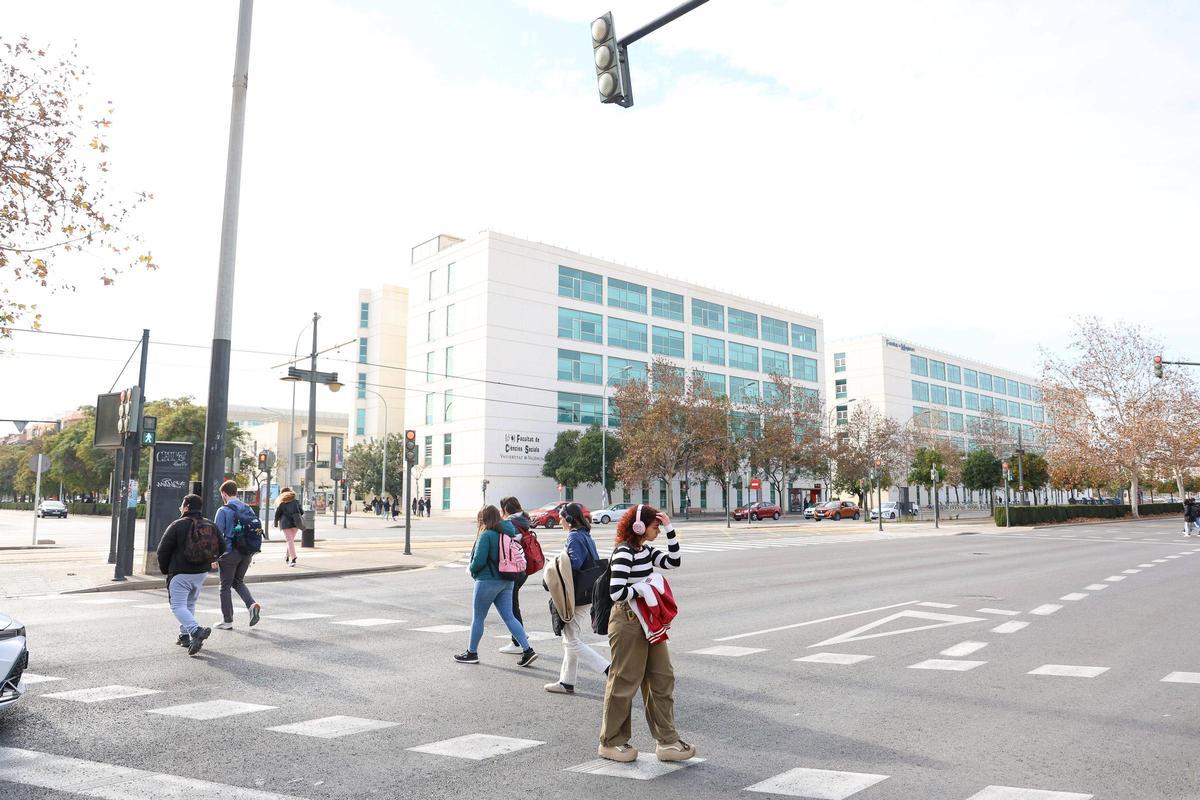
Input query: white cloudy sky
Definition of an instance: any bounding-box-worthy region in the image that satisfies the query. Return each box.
[3,0,1197,431]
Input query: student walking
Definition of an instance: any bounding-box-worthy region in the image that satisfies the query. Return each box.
[454,505,538,667]
[498,496,533,655]
[544,502,609,694]
[412,497,418,516]
[273,486,303,566]
[214,479,263,630]
[598,504,694,764]
[1185,498,1199,536]
[155,494,221,655]
[392,498,400,522]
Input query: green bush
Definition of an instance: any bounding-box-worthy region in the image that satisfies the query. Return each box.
[0,501,143,518]
[994,502,1184,526]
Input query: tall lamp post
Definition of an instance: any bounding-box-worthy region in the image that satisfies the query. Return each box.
[361,387,390,503]
[600,364,634,507]
[287,321,313,492]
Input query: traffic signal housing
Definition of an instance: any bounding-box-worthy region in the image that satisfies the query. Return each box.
[592,12,628,106]
[258,451,269,471]
[1154,355,1163,379]
[117,387,141,436]
[404,429,418,466]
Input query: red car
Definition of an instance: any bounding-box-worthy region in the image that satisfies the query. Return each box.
[529,501,591,529]
[732,501,782,521]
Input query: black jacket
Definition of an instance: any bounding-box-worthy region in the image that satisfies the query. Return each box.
[157,511,214,580]
[274,498,303,529]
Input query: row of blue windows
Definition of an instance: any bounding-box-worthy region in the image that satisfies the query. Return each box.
[558,266,817,350]
[911,354,1041,402]
[912,406,1039,446]
[911,380,1044,422]
[557,380,817,425]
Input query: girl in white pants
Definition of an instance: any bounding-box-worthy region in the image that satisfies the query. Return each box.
[547,503,610,693]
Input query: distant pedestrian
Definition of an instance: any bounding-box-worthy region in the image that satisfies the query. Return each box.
[412,497,418,516]
[155,493,220,655]
[544,502,609,694]
[1185,498,1199,536]
[384,498,391,516]
[598,504,693,764]
[419,497,427,517]
[454,505,538,667]
[274,486,303,567]
[214,479,263,630]
[391,498,400,522]
[497,496,535,656]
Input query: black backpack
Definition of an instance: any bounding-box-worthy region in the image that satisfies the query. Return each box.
[182,518,223,565]
[589,548,622,635]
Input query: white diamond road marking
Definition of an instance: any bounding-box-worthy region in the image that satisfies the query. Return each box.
[1029,604,1063,616]
[1083,584,1108,591]
[1059,593,1088,601]
[745,767,890,799]
[941,641,988,657]
[263,613,333,621]
[964,786,1093,800]
[795,653,874,665]
[267,715,399,739]
[331,618,405,627]
[148,700,277,720]
[917,602,957,608]
[0,746,301,800]
[1028,664,1109,678]
[1161,672,1200,684]
[18,673,61,684]
[1121,569,1141,574]
[407,733,543,760]
[564,753,704,780]
[1104,576,1126,582]
[410,624,472,634]
[809,610,985,648]
[42,685,162,703]
[977,608,1021,616]
[689,645,767,657]
[909,659,986,672]
[992,621,1029,634]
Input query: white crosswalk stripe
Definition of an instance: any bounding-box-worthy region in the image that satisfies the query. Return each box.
[267,715,399,738]
[745,767,889,798]
[965,787,1092,799]
[565,753,703,780]
[43,685,162,703]
[147,700,276,720]
[407,733,543,760]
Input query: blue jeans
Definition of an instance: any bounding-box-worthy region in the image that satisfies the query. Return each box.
[168,572,207,636]
[469,579,530,653]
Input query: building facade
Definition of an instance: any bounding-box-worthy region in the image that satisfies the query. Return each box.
[398,231,825,513]
[350,284,409,448]
[228,405,349,511]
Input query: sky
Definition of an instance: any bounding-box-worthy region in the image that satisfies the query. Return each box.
[2,0,1197,433]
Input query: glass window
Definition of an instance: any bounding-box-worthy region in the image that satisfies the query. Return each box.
[1033,406,1044,423]
[932,410,949,430]
[947,364,961,384]
[978,372,993,392]
[557,349,603,384]
[1007,378,1020,397]
[443,390,454,422]
[762,348,789,376]
[730,376,759,403]
[652,326,685,358]
[911,355,928,376]
[446,262,455,293]
[425,351,434,381]
[693,334,725,366]
[1019,383,1031,400]
[445,346,455,377]
[791,324,817,351]
[912,380,930,402]
[912,406,929,427]
[837,405,850,425]
[728,342,759,371]
[558,308,603,343]
[697,371,725,397]
[426,310,435,342]
[442,477,451,511]
[1010,401,1023,419]
[1021,403,1033,420]
[834,352,846,372]
[651,288,684,321]
[557,391,602,425]
[949,412,964,432]
[357,373,366,400]
[994,397,1007,416]
[835,378,847,399]
[763,381,784,404]
[427,271,436,301]
[608,317,648,351]
[963,368,978,388]
[692,298,724,330]
[608,357,648,385]
[443,433,452,465]
[980,395,994,413]
[728,308,758,338]
[930,384,947,405]
[762,316,788,345]
[359,301,369,329]
[795,386,819,404]
[358,337,368,363]
[655,365,684,390]
[947,387,962,407]
[445,304,456,336]
[608,277,647,314]
[355,408,365,436]
[558,265,602,303]
[423,435,432,466]
[424,393,433,424]
[964,391,979,411]
[792,355,818,382]
[1031,386,1042,403]
[930,360,946,381]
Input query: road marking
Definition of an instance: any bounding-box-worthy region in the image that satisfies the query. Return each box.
[977,608,1021,616]
[1113,537,1132,540]
[18,673,61,684]
[1137,564,1156,568]
[1028,664,1109,678]
[794,653,874,665]
[991,621,1029,634]
[148,700,277,720]
[745,767,889,798]
[410,624,472,634]
[1059,593,1088,601]
[0,746,301,799]
[1121,569,1141,574]
[689,645,768,657]
[909,659,986,671]
[1083,585,1108,591]
[965,787,1092,800]
[75,596,141,605]
[1104,576,1126,582]
[714,600,920,642]
[565,753,704,780]
[407,733,543,760]
[42,685,162,703]
[330,618,405,627]
[263,613,333,621]
[132,603,166,610]
[493,630,557,641]
[1029,604,1063,616]
[1161,672,1200,684]
[1153,559,1168,563]
[941,641,988,657]
[267,715,399,739]
[917,602,957,608]
[1165,555,1181,559]
[809,610,986,649]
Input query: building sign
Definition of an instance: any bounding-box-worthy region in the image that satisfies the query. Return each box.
[885,339,915,353]
[144,441,193,574]
[498,432,545,463]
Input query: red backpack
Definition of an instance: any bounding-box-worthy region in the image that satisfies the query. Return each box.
[520,527,545,575]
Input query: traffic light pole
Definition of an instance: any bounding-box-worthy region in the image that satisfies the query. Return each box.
[596,0,712,108]
[404,461,412,555]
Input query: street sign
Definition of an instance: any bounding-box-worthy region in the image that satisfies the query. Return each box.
[330,436,344,480]
[27,454,50,474]
[749,479,762,490]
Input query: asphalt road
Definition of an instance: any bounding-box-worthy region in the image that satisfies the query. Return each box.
[1,518,1197,799]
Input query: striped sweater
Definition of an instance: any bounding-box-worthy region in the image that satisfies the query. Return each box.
[609,527,681,601]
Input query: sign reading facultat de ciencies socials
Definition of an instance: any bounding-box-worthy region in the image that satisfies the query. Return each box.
[498,432,545,463]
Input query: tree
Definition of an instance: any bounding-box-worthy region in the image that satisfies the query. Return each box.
[961,449,1002,508]
[691,394,745,513]
[831,401,904,512]
[1,37,157,335]
[907,447,948,499]
[140,397,244,483]
[1149,383,1200,499]
[47,409,113,495]
[1013,451,1049,503]
[344,433,406,501]
[574,425,623,503]
[541,429,583,493]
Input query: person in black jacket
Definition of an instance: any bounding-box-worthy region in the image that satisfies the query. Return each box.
[274,487,303,566]
[156,494,218,655]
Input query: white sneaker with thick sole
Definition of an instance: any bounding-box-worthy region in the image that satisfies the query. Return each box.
[497,643,523,654]
[598,743,638,762]
[656,740,697,762]
[215,622,234,630]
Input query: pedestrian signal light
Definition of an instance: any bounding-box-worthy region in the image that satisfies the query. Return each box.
[1154,355,1163,379]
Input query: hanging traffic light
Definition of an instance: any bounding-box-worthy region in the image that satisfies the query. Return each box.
[592,12,628,106]
[117,387,141,436]
[1154,355,1163,379]
[404,429,418,466]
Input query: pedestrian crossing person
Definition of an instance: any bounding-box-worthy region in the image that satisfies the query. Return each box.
[1184,498,1199,535]
[273,487,303,567]
[155,494,220,655]
[598,504,695,764]
[497,496,533,656]
[214,479,263,630]
[544,502,610,695]
[454,505,538,667]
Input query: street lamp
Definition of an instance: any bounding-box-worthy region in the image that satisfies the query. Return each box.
[930,463,940,529]
[601,364,634,507]
[360,387,390,503]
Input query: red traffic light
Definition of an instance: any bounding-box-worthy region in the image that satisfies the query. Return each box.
[404,429,417,442]
[1154,356,1162,364]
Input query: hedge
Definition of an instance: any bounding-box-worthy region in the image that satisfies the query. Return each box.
[0,501,145,518]
[994,502,1184,526]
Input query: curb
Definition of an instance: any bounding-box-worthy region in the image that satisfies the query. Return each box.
[62,563,423,595]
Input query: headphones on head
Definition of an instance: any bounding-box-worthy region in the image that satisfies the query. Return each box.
[632,504,646,535]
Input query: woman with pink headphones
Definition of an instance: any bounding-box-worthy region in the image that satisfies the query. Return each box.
[597,503,695,764]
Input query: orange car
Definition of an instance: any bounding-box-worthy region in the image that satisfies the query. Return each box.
[814,500,861,521]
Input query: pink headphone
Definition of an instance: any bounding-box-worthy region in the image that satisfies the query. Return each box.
[632,504,646,535]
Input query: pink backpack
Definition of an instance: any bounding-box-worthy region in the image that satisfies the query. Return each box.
[497,532,526,581]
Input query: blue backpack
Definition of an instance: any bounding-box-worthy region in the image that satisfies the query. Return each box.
[231,503,264,555]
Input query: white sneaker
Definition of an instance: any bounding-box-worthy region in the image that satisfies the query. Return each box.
[497,643,523,654]
[215,622,234,630]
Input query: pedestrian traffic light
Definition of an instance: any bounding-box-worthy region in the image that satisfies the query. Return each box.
[117,387,141,436]
[1154,355,1163,379]
[404,429,418,466]
[592,12,628,106]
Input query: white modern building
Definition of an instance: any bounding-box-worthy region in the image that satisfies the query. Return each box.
[228,405,349,511]
[350,284,409,448]
[398,231,825,513]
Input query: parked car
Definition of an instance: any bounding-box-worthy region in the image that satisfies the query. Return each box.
[529,501,591,529]
[803,504,820,519]
[869,501,902,521]
[591,503,633,524]
[36,500,67,519]
[815,500,861,520]
[733,501,782,521]
[0,613,28,712]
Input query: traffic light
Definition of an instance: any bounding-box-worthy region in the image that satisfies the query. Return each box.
[258,451,269,471]
[1154,355,1163,379]
[404,429,418,466]
[117,387,141,436]
[592,12,628,106]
